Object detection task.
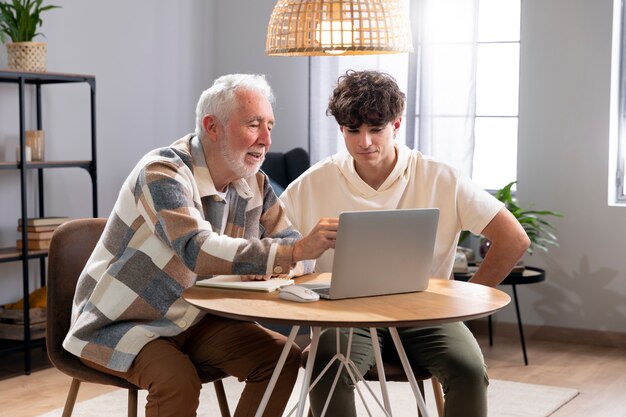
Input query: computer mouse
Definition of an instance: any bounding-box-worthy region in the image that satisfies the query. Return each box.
[278,285,320,303]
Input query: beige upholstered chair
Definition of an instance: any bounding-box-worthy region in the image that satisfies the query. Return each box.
[46,218,232,417]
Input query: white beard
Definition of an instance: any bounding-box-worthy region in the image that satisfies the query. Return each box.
[219,135,264,179]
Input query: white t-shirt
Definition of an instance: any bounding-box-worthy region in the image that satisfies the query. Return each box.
[280,143,503,279]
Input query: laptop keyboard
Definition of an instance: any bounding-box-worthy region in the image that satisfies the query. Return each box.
[312,287,330,296]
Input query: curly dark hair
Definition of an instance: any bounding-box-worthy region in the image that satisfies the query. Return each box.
[327,70,405,129]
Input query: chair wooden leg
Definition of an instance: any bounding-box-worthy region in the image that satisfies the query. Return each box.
[128,387,138,417]
[214,380,231,417]
[431,377,445,417]
[61,378,81,417]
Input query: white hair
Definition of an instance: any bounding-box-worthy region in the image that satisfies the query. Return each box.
[195,74,274,139]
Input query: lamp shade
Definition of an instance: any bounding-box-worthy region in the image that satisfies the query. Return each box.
[266,0,413,56]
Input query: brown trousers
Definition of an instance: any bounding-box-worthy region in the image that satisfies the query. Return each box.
[81,314,301,417]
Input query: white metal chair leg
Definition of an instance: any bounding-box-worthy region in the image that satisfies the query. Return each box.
[432,377,445,417]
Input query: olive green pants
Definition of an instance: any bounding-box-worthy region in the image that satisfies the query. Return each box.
[82,314,301,417]
[309,322,489,417]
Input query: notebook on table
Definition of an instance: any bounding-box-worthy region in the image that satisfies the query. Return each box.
[301,208,439,300]
[196,275,294,292]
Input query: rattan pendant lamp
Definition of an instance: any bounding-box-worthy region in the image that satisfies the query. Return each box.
[266,0,413,56]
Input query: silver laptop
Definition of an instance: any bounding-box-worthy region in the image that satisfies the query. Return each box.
[303,208,439,300]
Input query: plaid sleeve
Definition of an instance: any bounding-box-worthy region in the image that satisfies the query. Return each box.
[135,159,299,276]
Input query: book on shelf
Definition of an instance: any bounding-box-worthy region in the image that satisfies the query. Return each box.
[16,230,55,240]
[17,217,69,227]
[195,275,294,292]
[17,224,59,233]
[16,239,50,250]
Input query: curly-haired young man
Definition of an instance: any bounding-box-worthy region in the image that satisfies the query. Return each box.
[280,70,529,417]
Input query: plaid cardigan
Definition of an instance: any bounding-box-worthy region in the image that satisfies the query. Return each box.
[63,134,310,372]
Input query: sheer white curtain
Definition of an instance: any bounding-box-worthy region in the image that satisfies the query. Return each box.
[308,0,479,176]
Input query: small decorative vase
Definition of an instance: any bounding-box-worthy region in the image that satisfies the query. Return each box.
[6,42,47,72]
[25,130,45,161]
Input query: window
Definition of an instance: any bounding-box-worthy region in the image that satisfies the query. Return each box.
[473,0,520,190]
[611,0,626,204]
[310,0,522,193]
[617,127,626,203]
[407,0,521,191]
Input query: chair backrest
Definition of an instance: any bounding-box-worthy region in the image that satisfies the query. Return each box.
[46,217,229,388]
[45,218,134,387]
[261,147,310,189]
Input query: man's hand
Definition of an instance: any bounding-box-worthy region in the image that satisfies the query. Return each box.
[292,217,339,262]
[240,275,272,281]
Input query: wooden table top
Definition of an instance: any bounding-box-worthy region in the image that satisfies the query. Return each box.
[183,274,511,328]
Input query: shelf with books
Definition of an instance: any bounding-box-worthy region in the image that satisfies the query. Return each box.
[0,70,98,374]
[16,239,51,251]
[18,230,55,241]
[16,217,68,251]
[0,247,48,262]
[17,217,69,227]
[0,306,47,341]
[0,337,46,357]
[0,160,93,170]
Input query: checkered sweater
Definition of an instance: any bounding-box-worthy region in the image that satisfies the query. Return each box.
[63,134,310,372]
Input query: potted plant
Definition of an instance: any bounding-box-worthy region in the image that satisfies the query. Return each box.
[0,0,60,72]
[458,181,563,269]
[492,180,563,255]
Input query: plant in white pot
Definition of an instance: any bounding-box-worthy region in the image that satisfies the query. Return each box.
[0,0,60,72]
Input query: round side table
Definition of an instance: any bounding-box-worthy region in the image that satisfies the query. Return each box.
[454,266,545,365]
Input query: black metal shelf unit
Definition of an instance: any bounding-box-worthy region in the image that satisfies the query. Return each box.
[0,70,98,374]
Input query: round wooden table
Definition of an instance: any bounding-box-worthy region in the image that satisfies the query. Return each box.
[183,274,511,417]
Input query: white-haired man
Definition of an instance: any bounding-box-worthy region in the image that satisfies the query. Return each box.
[64,74,338,417]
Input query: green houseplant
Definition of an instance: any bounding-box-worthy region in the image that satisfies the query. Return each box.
[460,180,563,258]
[0,0,60,72]
[494,181,563,255]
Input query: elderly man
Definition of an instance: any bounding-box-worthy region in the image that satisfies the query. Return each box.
[63,74,338,417]
[280,70,530,417]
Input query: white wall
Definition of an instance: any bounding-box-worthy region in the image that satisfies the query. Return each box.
[0,0,216,303]
[0,0,624,335]
[212,0,310,152]
[512,0,626,333]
